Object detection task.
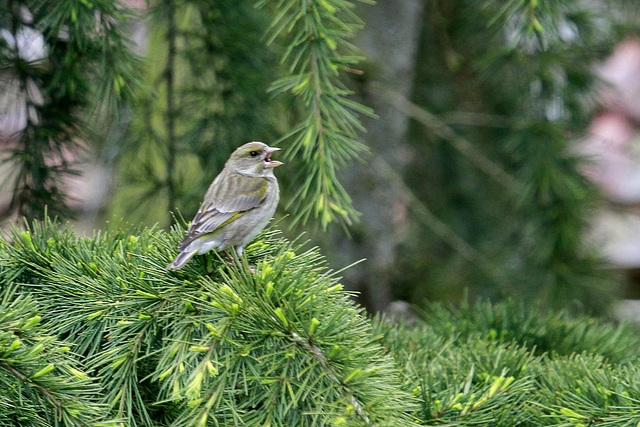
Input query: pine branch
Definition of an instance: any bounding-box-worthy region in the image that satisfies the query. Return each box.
[260,0,375,229]
[0,289,112,426]
[375,83,519,192]
[1,218,416,425]
[396,0,618,310]
[0,0,139,222]
[0,362,63,410]
[3,219,640,425]
[375,299,640,426]
[290,331,370,425]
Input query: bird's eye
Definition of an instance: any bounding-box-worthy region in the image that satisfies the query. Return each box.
[249,151,259,157]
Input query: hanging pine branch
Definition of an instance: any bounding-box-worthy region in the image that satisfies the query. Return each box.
[487,1,616,309]
[259,0,375,229]
[393,0,623,310]
[0,0,138,222]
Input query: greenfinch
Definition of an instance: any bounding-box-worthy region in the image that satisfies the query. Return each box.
[167,141,283,270]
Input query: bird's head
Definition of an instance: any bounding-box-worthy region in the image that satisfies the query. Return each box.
[227,141,283,176]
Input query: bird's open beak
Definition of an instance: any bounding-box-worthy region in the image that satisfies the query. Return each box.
[264,147,283,169]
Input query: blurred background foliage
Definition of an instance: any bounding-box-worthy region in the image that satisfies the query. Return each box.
[1,0,640,314]
[111,0,282,226]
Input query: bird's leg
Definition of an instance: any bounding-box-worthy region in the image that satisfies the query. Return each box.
[222,250,238,270]
[223,250,256,274]
[223,250,235,263]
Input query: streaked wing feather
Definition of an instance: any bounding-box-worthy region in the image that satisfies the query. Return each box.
[178,174,268,248]
[209,174,267,213]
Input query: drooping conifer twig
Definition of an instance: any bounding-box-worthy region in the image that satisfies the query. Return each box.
[259,0,375,229]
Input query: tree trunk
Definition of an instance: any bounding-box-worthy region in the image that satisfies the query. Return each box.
[329,0,425,313]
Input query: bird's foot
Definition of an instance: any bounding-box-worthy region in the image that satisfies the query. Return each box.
[223,251,235,263]
[223,250,256,274]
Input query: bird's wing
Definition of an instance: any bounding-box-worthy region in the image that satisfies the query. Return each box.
[206,174,269,213]
[178,174,268,249]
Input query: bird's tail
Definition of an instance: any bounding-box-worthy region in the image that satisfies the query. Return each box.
[166,250,197,270]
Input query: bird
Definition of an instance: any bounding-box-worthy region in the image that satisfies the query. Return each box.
[167,141,283,270]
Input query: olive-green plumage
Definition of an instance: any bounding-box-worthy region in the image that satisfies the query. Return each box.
[167,142,283,270]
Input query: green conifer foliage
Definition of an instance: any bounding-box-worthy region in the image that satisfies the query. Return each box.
[0,0,138,221]
[375,299,640,426]
[0,288,110,426]
[395,0,630,311]
[258,0,376,229]
[0,219,415,426]
[3,224,640,425]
